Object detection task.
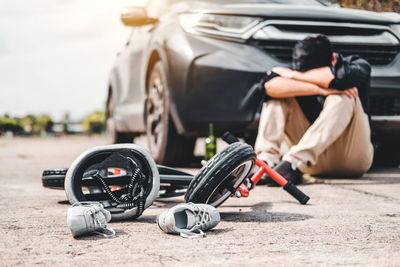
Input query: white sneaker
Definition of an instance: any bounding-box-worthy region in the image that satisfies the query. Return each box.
[156,202,220,238]
[67,202,115,238]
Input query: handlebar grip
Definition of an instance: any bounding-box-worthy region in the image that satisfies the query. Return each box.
[222,132,240,144]
[283,181,310,205]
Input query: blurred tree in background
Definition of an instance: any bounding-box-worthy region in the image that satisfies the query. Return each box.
[1,114,52,134]
[0,114,23,133]
[61,112,70,134]
[332,0,400,12]
[83,111,106,134]
[38,115,54,133]
[21,114,38,133]
[1,111,107,136]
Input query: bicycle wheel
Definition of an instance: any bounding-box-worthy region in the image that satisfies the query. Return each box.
[42,165,193,199]
[42,168,68,189]
[184,142,256,207]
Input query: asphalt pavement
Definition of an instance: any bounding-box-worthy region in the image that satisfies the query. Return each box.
[0,136,399,266]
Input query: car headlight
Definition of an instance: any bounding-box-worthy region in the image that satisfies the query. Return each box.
[179,13,261,40]
[391,24,400,38]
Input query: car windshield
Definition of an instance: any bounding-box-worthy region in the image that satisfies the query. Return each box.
[171,0,331,6]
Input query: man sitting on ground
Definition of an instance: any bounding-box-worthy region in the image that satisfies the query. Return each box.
[255,34,374,184]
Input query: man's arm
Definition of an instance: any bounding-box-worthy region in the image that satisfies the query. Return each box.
[265,77,342,98]
[329,56,371,90]
[272,66,334,88]
[273,56,371,91]
[293,67,334,88]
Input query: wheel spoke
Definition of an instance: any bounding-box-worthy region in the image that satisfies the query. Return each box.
[146,75,167,158]
[225,183,236,194]
[154,123,162,136]
[205,160,254,207]
[146,113,156,128]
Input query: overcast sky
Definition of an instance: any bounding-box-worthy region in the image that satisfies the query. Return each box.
[0,0,146,121]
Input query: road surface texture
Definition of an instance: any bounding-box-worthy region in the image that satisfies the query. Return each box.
[0,136,399,266]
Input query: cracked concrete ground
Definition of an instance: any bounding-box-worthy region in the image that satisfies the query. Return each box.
[0,136,399,266]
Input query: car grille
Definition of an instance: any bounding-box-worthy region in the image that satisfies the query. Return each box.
[370,96,400,115]
[255,40,400,66]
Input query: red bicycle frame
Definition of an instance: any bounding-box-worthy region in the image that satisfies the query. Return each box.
[234,159,310,204]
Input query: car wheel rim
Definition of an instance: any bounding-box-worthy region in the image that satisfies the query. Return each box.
[106,117,116,142]
[146,77,165,157]
[106,95,116,143]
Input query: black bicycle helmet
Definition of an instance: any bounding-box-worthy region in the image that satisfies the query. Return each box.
[65,144,159,221]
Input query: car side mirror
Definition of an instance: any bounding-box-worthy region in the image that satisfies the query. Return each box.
[121,6,158,27]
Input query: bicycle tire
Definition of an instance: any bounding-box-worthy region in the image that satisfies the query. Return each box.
[42,168,68,189]
[184,142,256,207]
[41,167,193,198]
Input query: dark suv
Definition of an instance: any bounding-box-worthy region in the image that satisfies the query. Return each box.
[106,0,400,165]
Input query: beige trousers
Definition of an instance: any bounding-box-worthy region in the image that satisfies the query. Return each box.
[254,95,374,177]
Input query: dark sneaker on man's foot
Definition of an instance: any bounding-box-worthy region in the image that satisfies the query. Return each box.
[258,173,279,186]
[273,161,303,185]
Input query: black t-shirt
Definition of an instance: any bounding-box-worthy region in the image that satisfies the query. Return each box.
[260,53,371,124]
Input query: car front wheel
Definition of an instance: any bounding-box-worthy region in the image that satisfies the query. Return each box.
[146,62,195,166]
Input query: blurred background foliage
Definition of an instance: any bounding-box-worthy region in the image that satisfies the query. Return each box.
[332,0,400,12]
[83,111,106,134]
[0,111,106,136]
[0,114,23,133]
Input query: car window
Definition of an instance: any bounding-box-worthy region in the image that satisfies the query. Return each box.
[169,0,330,5]
[146,0,168,17]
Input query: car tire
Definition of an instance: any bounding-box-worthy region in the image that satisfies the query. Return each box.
[145,61,195,166]
[373,133,400,167]
[184,142,256,207]
[106,93,136,143]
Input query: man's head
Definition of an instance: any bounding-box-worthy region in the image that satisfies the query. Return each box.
[292,34,334,72]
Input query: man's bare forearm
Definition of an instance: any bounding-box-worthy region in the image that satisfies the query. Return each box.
[292,67,335,88]
[265,77,336,98]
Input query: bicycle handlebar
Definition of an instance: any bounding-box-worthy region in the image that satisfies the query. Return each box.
[283,182,310,204]
[222,132,239,144]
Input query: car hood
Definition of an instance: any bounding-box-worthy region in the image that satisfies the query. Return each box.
[176,2,400,25]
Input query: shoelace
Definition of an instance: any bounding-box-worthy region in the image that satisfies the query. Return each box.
[89,211,116,238]
[179,204,211,239]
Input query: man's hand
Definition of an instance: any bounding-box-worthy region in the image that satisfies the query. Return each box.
[341,87,358,99]
[320,86,358,99]
[272,67,295,79]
